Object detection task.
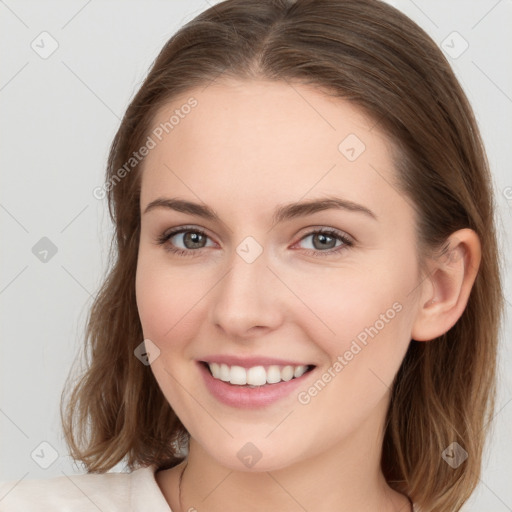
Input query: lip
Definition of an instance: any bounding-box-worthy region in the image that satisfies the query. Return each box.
[198,355,312,369]
[197,360,316,409]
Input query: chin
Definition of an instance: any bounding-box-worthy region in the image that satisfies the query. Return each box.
[194,435,308,473]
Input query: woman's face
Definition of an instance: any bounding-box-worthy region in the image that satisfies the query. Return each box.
[136,78,423,471]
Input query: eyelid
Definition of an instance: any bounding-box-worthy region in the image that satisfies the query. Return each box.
[156,225,217,247]
[293,225,355,244]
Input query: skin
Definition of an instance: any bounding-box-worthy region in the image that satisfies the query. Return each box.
[135,78,481,512]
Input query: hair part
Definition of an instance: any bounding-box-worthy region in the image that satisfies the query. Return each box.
[60,1,504,510]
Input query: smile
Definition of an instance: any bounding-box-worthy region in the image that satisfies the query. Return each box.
[204,362,314,387]
[197,358,317,408]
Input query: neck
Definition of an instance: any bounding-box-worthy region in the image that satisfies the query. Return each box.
[158,400,411,512]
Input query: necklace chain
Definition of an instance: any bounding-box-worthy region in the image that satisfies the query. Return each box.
[176,461,413,512]
[178,460,188,512]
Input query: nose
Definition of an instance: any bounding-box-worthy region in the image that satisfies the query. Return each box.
[209,248,284,339]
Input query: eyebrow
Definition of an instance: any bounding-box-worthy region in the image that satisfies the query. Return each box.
[143,196,377,223]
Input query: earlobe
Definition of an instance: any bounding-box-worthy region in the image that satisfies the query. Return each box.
[411,229,481,342]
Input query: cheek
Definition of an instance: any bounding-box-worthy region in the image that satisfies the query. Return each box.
[293,257,416,411]
[135,253,212,350]
[288,261,417,419]
[280,259,412,356]
[135,256,209,409]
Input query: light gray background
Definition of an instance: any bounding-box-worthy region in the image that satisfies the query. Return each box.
[1,0,511,510]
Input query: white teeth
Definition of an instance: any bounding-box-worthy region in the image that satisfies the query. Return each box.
[209,362,220,379]
[294,365,307,378]
[206,362,311,386]
[266,365,281,384]
[247,366,267,386]
[229,365,247,385]
[219,363,230,382]
[281,365,294,381]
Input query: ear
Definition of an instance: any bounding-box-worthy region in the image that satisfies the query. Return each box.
[411,228,481,342]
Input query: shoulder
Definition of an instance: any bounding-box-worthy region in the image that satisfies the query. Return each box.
[0,464,171,511]
[0,469,133,511]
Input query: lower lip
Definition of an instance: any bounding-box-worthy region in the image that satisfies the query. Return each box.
[197,362,314,409]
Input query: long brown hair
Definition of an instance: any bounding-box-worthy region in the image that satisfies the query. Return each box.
[60,1,504,510]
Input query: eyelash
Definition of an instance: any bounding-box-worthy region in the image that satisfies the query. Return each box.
[154,225,354,258]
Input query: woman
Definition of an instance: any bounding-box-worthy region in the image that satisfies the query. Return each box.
[0,0,504,510]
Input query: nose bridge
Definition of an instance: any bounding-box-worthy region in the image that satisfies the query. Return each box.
[209,237,282,335]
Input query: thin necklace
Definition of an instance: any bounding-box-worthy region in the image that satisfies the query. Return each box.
[178,460,188,512]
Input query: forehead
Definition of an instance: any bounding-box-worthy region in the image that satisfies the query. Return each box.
[139,78,404,224]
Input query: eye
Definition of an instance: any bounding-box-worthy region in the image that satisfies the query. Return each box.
[154,226,215,257]
[154,226,354,258]
[294,228,353,257]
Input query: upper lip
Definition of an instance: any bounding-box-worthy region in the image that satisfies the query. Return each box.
[198,355,315,368]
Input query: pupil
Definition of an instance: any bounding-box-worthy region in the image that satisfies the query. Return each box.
[185,232,205,248]
[314,233,335,250]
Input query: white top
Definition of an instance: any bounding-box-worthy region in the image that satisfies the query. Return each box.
[0,464,419,511]
[0,464,172,511]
